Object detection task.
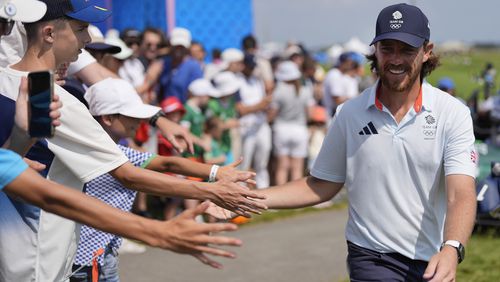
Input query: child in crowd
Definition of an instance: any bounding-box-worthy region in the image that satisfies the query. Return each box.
[203,116,227,166]
[73,78,253,281]
[206,71,241,165]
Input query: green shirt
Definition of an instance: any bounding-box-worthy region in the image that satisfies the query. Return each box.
[181,104,206,157]
[206,97,238,154]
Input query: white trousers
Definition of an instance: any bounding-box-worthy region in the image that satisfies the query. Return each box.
[241,123,272,189]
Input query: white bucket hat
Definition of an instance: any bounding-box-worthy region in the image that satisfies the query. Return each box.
[275,61,301,81]
[221,48,244,64]
[105,34,133,60]
[170,27,191,48]
[0,0,47,22]
[85,78,161,119]
[188,79,220,98]
[212,71,241,98]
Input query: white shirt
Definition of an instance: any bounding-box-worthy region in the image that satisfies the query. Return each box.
[67,49,97,76]
[322,68,358,116]
[0,66,128,282]
[311,80,476,261]
[237,74,267,136]
[119,57,145,87]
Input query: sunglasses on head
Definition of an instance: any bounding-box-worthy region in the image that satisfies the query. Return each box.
[0,18,14,36]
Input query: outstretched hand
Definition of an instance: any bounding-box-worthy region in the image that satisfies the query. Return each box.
[205,201,237,220]
[152,201,242,269]
[156,116,195,154]
[217,158,256,185]
[207,180,267,217]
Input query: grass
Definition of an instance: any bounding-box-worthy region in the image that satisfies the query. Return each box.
[427,48,500,101]
[456,231,500,282]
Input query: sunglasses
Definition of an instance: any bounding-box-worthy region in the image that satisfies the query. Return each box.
[0,18,14,36]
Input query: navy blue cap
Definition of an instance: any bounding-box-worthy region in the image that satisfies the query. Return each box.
[85,42,121,54]
[38,0,111,23]
[370,3,430,48]
[243,53,257,68]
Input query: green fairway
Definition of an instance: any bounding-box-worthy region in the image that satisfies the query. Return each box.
[427,48,500,101]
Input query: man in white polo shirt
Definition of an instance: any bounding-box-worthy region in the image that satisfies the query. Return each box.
[243,3,477,281]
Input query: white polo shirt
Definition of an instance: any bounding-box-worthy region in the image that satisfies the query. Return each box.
[0,66,128,282]
[311,80,476,261]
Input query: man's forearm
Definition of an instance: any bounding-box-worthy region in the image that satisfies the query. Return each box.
[147,156,211,180]
[4,168,158,246]
[257,176,343,209]
[111,162,210,200]
[443,175,477,245]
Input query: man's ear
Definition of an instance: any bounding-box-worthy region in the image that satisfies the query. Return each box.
[100,115,114,126]
[41,25,56,44]
[422,42,434,63]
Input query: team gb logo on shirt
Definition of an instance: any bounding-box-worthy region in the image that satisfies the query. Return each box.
[422,114,437,140]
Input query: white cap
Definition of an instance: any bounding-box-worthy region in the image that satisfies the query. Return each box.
[105,36,133,60]
[212,71,241,97]
[275,61,301,81]
[85,78,161,118]
[88,25,104,43]
[0,0,46,22]
[221,48,244,64]
[188,79,219,97]
[283,45,303,58]
[170,27,191,48]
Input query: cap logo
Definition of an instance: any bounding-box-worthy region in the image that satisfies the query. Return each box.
[392,11,402,20]
[389,10,403,30]
[94,6,108,11]
[4,2,17,17]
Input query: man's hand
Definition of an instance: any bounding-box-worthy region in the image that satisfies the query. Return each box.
[155,116,195,154]
[423,247,459,282]
[217,158,256,185]
[150,201,241,269]
[205,201,236,220]
[55,62,69,86]
[206,180,267,217]
[23,158,46,172]
[15,77,62,132]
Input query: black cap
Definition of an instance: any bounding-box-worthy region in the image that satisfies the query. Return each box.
[370,3,430,48]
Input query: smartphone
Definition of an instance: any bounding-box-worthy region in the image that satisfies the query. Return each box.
[28,70,55,138]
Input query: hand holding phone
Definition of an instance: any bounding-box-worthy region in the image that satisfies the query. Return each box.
[28,71,55,138]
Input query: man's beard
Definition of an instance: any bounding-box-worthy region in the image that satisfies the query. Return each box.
[378,63,421,92]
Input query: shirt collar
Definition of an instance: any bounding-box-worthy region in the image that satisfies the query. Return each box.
[366,79,433,113]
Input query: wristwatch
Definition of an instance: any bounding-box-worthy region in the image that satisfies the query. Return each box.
[440,240,465,264]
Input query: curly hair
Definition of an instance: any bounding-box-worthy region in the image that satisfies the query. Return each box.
[366,41,440,81]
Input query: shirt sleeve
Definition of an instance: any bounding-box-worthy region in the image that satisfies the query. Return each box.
[310,104,347,183]
[46,87,128,183]
[443,103,477,177]
[67,49,97,76]
[120,146,154,168]
[0,149,28,190]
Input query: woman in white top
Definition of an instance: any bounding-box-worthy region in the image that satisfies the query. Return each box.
[269,61,315,185]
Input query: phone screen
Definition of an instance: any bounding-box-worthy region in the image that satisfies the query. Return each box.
[28,71,54,138]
